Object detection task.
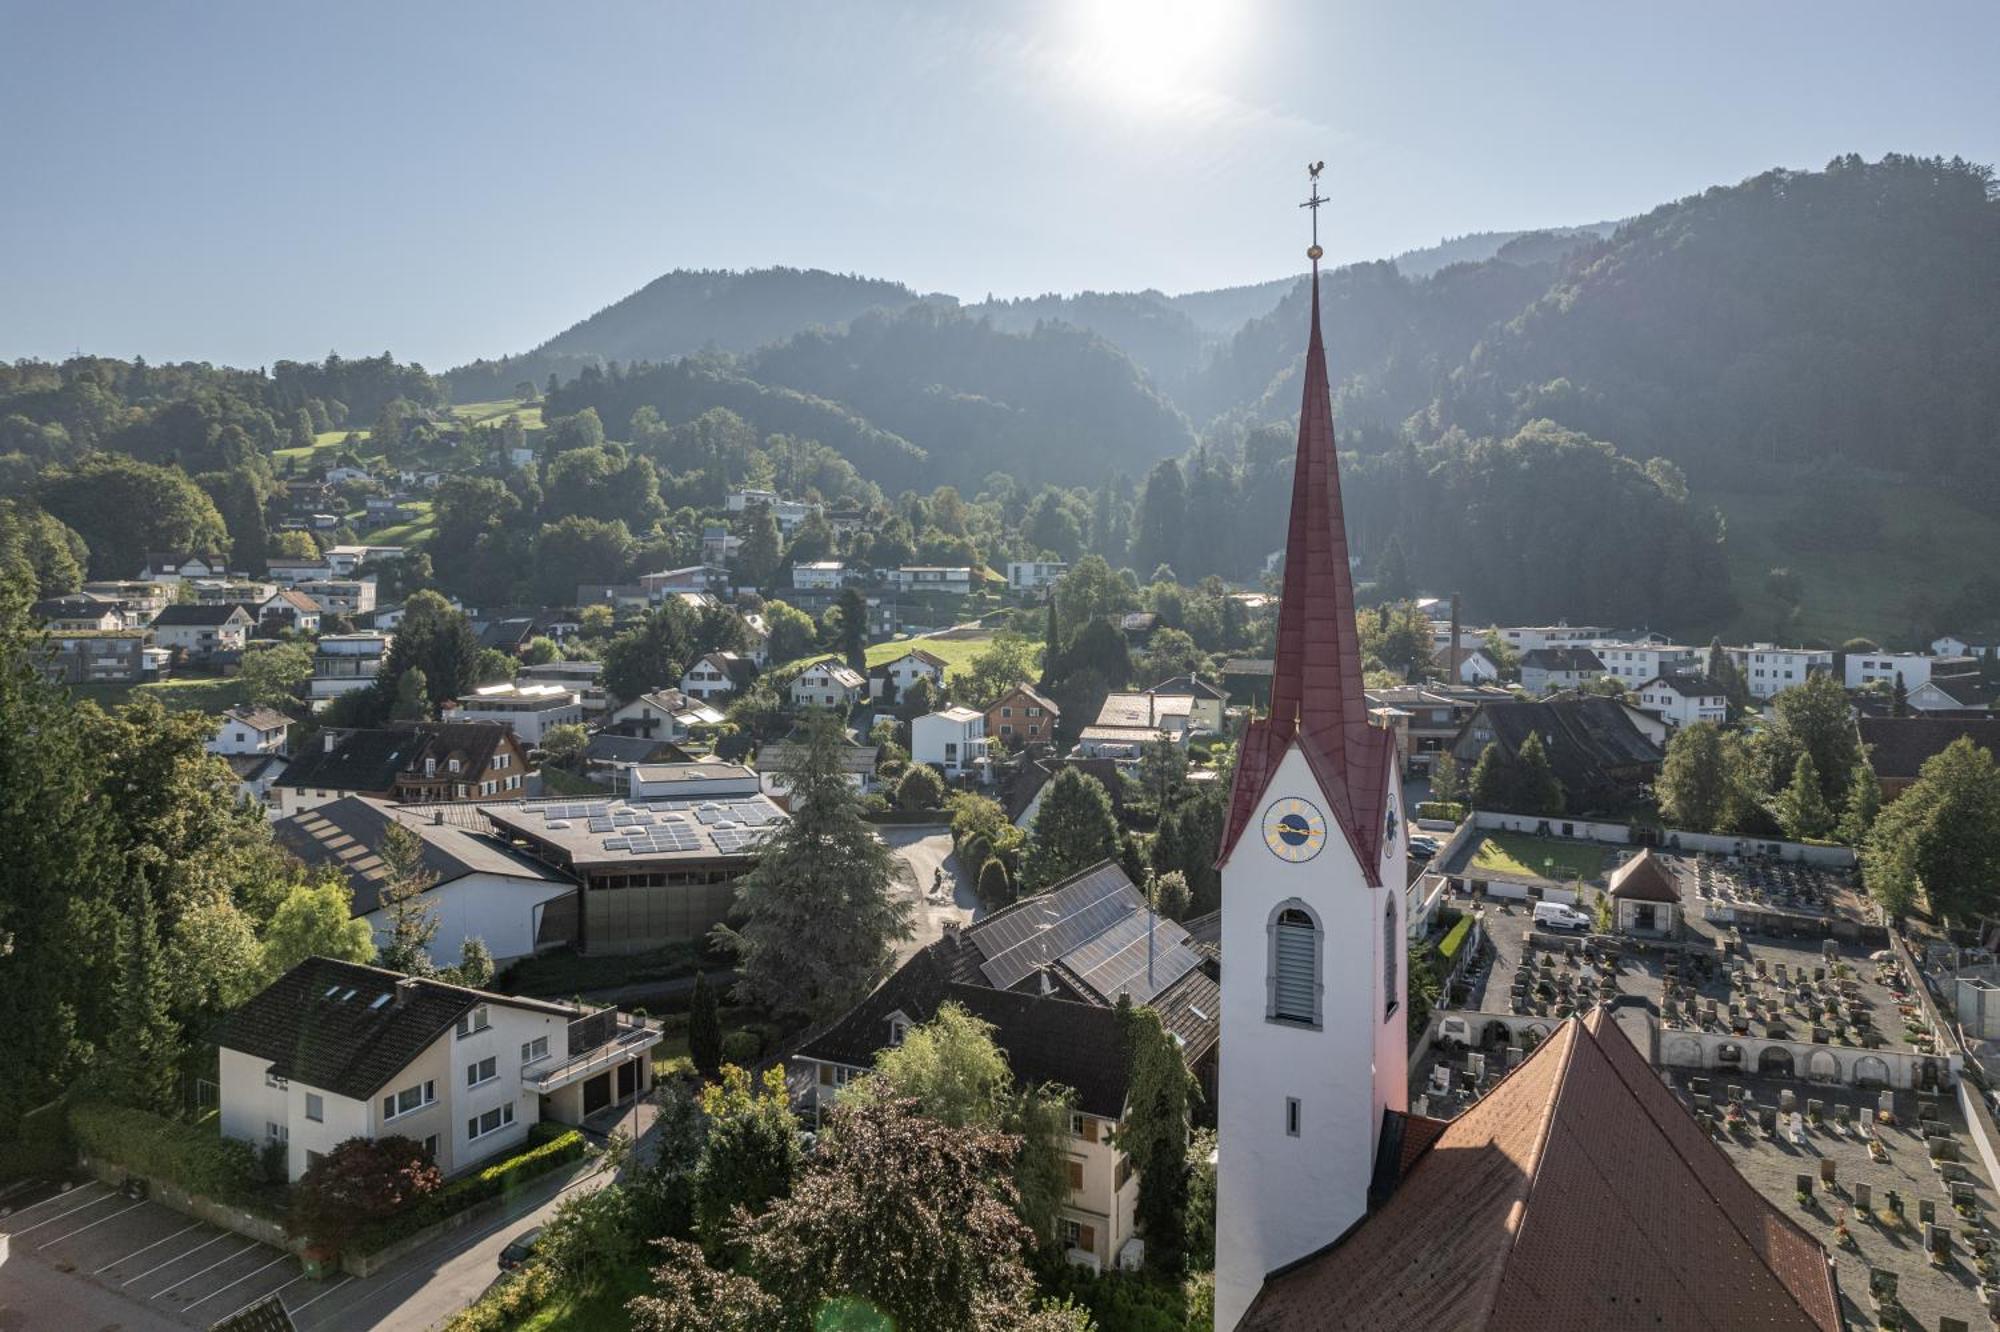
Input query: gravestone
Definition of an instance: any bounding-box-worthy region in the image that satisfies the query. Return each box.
[1780,1089,1798,1113]
[1885,1187,1903,1216]
[1879,1090,1895,1121]
[1759,1105,1779,1135]
[1868,1267,1896,1308]
[1694,1094,1713,1115]
[1921,1097,1939,1121]
[1820,1157,1837,1188]
[1929,1222,1951,1257]
[1789,1111,1806,1143]
[1930,1136,1958,1163]
[1807,1099,1824,1124]
[1940,1318,1969,1332]
[1920,1198,1937,1226]
[1797,1172,1815,1197]
[1690,1076,1710,1097]
[1853,1181,1871,1212]
[1412,1094,1430,1118]
[1835,1104,1851,1132]
[1468,1052,1487,1081]
[1823,940,1838,962]
[1728,1085,1747,1104]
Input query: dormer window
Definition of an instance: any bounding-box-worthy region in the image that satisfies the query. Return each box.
[425,757,436,777]
[888,1016,908,1047]
[448,758,461,774]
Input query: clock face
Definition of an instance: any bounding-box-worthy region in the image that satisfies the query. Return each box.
[1263,797,1327,863]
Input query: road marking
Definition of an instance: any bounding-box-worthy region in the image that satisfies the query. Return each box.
[1,1182,103,1221]
[287,1274,350,1315]
[38,1199,146,1249]
[123,1230,231,1286]
[93,1220,201,1273]
[181,1251,294,1312]
[10,1188,115,1235]
[151,1240,256,1299]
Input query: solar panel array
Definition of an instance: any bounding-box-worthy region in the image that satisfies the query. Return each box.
[522,795,787,860]
[974,863,1140,992]
[1062,909,1200,1005]
[538,802,611,821]
[611,822,702,855]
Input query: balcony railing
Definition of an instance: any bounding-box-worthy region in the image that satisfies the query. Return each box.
[525,1016,664,1093]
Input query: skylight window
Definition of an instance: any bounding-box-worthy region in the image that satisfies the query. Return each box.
[370,993,392,1009]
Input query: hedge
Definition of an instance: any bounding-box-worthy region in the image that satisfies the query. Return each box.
[1416,801,1466,823]
[349,1123,589,1255]
[438,1259,560,1332]
[70,1102,263,1204]
[1437,915,1474,965]
[0,1098,73,1181]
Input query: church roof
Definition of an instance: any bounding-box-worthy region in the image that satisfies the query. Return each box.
[1607,849,1681,903]
[1241,1008,1841,1331]
[1219,268,1393,882]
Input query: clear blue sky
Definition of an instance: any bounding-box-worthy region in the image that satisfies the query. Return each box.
[3,0,1995,370]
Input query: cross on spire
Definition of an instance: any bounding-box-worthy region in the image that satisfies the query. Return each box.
[1300,160,1327,264]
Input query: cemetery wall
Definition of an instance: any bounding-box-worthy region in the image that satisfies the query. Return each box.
[1467,810,1858,870]
[1658,1028,1948,1092]
[1958,1078,2000,1199]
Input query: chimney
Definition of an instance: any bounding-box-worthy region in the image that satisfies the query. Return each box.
[324,730,337,754]
[394,976,420,1008]
[1448,591,1462,685]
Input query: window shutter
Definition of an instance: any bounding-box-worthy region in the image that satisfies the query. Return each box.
[1066,1159,1084,1191]
[818,1064,834,1086]
[1080,1116,1098,1144]
[1273,917,1317,1021]
[1079,1224,1096,1254]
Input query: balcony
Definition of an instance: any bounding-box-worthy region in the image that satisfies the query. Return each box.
[525,1016,664,1094]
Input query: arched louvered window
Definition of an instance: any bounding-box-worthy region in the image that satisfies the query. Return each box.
[1383,898,1400,1020]
[1270,905,1319,1025]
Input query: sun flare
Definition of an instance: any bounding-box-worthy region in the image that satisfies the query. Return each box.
[1065,0,1239,113]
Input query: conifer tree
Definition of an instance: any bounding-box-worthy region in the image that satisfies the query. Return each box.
[1776,752,1834,841]
[111,886,181,1114]
[378,820,439,975]
[1468,740,1515,812]
[689,971,722,1080]
[1021,768,1119,892]
[1838,761,1883,846]
[1514,732,1566,816]
[716,711,910,1020]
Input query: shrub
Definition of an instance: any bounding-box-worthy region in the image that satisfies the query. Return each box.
[293,1136,442,1252]
[896,763,947,812]
[69,1102,262,1203]
[977,856,1013,908]
[0,1098,73,1182]
[348,1124,588,1255]
[1037,1263,1193,1332]
[720,1029,762,1065]
[438,1260,559,1332]
[1437,915,1473,965]
[1417,800,1466,823]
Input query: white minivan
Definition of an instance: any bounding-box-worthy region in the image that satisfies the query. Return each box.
[1533,901,1593,932]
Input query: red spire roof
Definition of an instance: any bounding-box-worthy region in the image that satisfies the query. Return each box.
[1218,268,1393,880]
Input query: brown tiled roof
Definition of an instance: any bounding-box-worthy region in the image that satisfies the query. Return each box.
[1242,1009,1841,1331]
[1857,715,2000,781]
[1607,848,1681,903]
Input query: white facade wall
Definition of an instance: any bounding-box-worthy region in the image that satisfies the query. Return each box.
[1635,682,1728,729]
[1589,643,1695,686]
[1727,646,1832,699]
[1215,745,1407,1332]
[912,711,987,776]
[1846,652,1934,691]
[1007,561,1068,590]
[445,696,582,745]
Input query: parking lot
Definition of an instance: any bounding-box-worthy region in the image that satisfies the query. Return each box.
[0,1179,361,1328]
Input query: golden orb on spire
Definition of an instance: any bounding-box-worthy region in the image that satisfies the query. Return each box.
[1307,243,1324,261]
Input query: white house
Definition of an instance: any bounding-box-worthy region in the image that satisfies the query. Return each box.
[887,566,973,596]
[868,648,948,701]
[150,603,254,657]
[215,957,660,1182]
[1006,560,1068,591]
[1932,635,1988,659]
[1845,650,1957,692]
[1722,643,1834,699]
[1454,646,1502,685]
[790,658,866,710]
[442,682,584,745]
[1519,646,1606,694]
[727,490,818,533]
[296,577,378,617]
[1485,622,1612,652]
[265,557,334,586]
[272,797,575,968]
[911,706,990,779]
[1634,673,1729,728]
[680,651,755,702]
[791,561,847,591]
[1587,640,1697,688]
[310,632,392,702]
[140,552,230,584]
[210,705,290,757]
[607,689,723,743]
[1143,675,1228,732]
[518,659,607,717]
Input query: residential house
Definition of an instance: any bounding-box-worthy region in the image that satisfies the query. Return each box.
[1090,690,1197,747]
[1006,560,1068,591]
[216,957,660,1181]
[791,561,847,592]
[726,489,818,533]
[582,733,694,792]
[1520,646,1606,694]
[1908,675,1994,712]
[1362,684,1514,773]
[79,580,170,621]
[1074,724,1175,762]
[518,659,608,717]
[1586,640,1696,688]
[478,775,787,952]
[792,862,1218,1271]
[323,544,408,572]
[700,525,742,567]
[679,651,756,702]
[1721,644,1833,699]
[140,552,230,584]
[1454,646,1502,685]
[639,566,725,599]
[265,557,334,586]
[209,705,293,805]
[150,603,253,660]
[1931,635,1989,659]
[1484,622,1612,652]
[911,706,990,779]
[309,632,391,702]
[255,586,323,635]
[364,496,410,526]
[574,582,650,614]
[869,647,948,702]
[31,596,126,632]
[886,566,973,596]
[1855,716,2000,800]
[740,612,770,666]
[607,689,724,743]
[1844,650,1953,691]
[1007,756,1127,830]
[270,721,529,816]
[985,683,1059,748]
[1633,673,1729,729]
[1119,611,1159,643]
[1144,675,1228,732]
[38,630,151,684]
[296,577,377,617]
[442,682,585,745]
[790,658,866,710]
[756,732,881,795]
[826,506,864,536]
[477,616,537,656]
[322,464,370,486]
[1449,695,1666,814]
[274,798,575,965]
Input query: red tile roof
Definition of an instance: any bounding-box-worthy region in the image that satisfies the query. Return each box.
[1242,1008,1842,1332]
[1219,269,1393,882]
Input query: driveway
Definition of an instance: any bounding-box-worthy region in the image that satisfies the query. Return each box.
[880,824,979,962]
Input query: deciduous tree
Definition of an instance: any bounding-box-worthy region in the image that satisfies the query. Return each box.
[1021,767,1119,892]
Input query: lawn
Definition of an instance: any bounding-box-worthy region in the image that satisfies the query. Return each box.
[773,632,1025,683]
[71,675,250,715]
[513,1260,652,1332]
[365,499,435,545]
[454,398,546,431]
[1467,832,1612,884]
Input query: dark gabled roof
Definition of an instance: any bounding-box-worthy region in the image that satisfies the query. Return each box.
[1641,673,1727,698]
[478,617,536,650]
[1521,646,1606,673]
[212,957,574,1101]
[222,705,292,732]
[275,721,514,794]
[1922,676,1997,707]
[1459,697,1664,805]
[991,681,1060,714]
[1857,715,2000,781]
[272,796,567,914]
[584,733,693,766]
[1608,848,1681,903]
[153,603,251,626]
[1149,674,1227,700]
[690,651,758,685]
[793,939,1134,1118]
[1243,1009,1841,1331]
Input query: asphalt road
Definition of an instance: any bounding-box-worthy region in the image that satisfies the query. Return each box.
[879,824,979,962]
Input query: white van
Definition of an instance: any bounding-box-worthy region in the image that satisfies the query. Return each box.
[1533,901,1592,933]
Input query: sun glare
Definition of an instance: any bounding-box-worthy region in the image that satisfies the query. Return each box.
[1065,0,1239,114]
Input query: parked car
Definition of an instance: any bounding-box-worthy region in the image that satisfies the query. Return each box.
[1407,839,1439,862]
[1532,901,1592,933]
[498,1226,543,1271]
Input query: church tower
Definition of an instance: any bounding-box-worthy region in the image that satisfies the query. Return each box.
[1213,168,1407,1332]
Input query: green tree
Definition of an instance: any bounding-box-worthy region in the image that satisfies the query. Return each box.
[447,937,494,988]
[1775,752,1834,841]
[1138,735,1188,810]
[377,590,479,714]
[1117,1000,1193,1274]
[1657,722,1730,832]
[1863,737,2000,923]
[376,821,438,975]
[291,1136,441,1254]
[539,722,589,769]
[1132,458,1186,580]
[1376,535,1414,600]
[1761,673,1859,806]
[689,971,722,1080]
[761,599,818,665]
[1838,761,1883,846]
[977,857,1013,908]
[262,870,376,976]
[896,763,947,812]
[238,641,312,710]
[1468,741,1515,812]
[1152,869,1192,922]
[1514,732,1565,816]
[389,665,430,721]
[40,454,231,577]
[693,1065,802,1261]
[715,711,911,1020]
[521,636,563,666]
[603,597,701,702]
[737,504,783,588]
[958,631,1040,709]
[834,586,869,672]
[1430,752,1464,807]
[1021,767,1119,892]
[108,885,180,1114]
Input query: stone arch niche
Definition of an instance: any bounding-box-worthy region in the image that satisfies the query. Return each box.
[1757,1046,1795,1077]
[1852,1055,1892,1089]
[1717,1042,1745,1068]
[1482,1020,1513,1049]
[1806,1049,1841,1082]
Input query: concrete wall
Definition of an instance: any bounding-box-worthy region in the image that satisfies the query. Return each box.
[361,874,573,969]
[1656,1029,1948,1092]
[1469,809,1858,871]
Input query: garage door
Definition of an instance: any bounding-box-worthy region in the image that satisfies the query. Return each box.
[583,1072,611,1115]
